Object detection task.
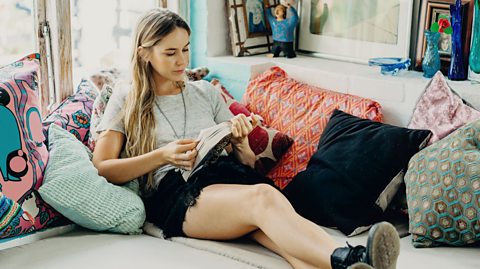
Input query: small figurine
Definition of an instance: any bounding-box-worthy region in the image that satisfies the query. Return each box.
[266,3,299,58]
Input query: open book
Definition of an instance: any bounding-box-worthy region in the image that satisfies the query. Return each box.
[180,121,233,181]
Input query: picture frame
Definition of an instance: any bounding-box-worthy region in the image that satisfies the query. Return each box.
[413,0,475,74]
[227,0,279,56]
[296,0,414,64]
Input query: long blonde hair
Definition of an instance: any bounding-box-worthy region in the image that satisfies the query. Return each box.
[124,8,190,189]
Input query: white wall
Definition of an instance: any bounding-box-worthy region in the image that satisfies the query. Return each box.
[206,0,230,56]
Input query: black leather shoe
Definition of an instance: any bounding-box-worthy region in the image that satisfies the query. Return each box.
[331,222,400,269]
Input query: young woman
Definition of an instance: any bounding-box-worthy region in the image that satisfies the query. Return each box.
[93,8,400,269]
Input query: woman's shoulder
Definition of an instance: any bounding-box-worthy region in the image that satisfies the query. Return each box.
[186,80,222,102]
[110,81,132,102]
[186,80,215,95]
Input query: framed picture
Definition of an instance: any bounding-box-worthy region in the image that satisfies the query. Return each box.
[413,0,475,74]
[296,0,414,64]
[227,0,279,56]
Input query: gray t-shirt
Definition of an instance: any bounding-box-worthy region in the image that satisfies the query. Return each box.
[96,80,234,186]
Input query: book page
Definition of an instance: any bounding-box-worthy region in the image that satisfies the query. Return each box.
[181,121,232,181]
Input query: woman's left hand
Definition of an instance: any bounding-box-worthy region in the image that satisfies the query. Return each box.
[230,113,259,147]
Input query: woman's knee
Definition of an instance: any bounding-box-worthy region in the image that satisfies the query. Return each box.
[251,183,284,213]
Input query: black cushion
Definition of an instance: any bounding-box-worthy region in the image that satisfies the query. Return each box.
[283,110,431,235]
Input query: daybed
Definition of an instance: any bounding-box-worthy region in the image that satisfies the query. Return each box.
[1,57,479,269]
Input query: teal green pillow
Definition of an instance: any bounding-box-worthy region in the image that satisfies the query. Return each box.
[39,124,145,234]
[405,119,480,247]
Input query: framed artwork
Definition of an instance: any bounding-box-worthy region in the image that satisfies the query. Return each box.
[296,0,414,64]
[227,0,279,56]
[414,0,475,74]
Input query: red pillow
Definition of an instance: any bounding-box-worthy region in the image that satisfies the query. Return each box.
[243,66,383,188]
[210,79,293,176]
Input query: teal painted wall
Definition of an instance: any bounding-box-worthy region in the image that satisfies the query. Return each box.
[189,0,251,101]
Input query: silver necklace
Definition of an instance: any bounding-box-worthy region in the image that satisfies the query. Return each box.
[154,89,187,140]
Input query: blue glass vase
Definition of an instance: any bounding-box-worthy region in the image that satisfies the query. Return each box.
[422,31,441,78]
[448,0,467,80]
[469,0,480,74]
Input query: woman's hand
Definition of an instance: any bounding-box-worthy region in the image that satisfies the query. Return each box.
[230,114,260,147]
[160,139,198,170]
[229,114,260,168]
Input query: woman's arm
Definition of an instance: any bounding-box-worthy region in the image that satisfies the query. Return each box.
[229,114,260,168]
[93,130,197,185]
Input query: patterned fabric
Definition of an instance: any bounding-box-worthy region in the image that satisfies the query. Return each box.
[244,66,383,188]
[39,125,145,234]
[88,85,113,150]
[408,71,480,145]
[0,54,67,240]
[43,79,99,147]
[186,67,209,81]
[0,191,33,238]
[211,79,293,176]
[405,119,480,247]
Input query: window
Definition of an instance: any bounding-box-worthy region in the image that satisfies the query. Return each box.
[70,0,158,85]
[0,0,35,66]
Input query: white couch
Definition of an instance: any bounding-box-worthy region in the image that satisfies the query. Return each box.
[1,59,479,268]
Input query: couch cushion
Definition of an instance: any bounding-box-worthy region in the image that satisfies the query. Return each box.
[244,66,383,188]
[211,79,293,176]
[406,119,480,247]
[408,71,480,145]
[0,53,67,240]
[39,124,145,234]
[284,110,432,235]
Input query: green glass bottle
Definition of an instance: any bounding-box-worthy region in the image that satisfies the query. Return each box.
[469,0,480,74]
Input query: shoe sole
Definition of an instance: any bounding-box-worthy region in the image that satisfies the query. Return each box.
[348,263,374,269]
[366,222,400,269]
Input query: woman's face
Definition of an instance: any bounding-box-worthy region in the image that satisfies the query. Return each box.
[148,27,190,82]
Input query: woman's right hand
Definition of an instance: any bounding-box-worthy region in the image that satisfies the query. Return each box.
[160,139,198,170]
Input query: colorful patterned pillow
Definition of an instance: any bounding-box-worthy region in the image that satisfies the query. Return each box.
[408,71,480,145]
[405,119,480,247]
[42,79,99,147]
[211,79,294,176]
[243,66,383,188]
[0,54,67,240]
[0,191,34,238]
[88,84,113,150]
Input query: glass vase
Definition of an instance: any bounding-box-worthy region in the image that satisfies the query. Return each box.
[422,31,441,78]
[448,0,467,81]
[469,0,480,82]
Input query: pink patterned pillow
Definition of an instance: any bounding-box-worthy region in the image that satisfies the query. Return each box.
[408,71,480,144]
[210,79,293,175]
[43,79,99,147]
[0,54,67,240]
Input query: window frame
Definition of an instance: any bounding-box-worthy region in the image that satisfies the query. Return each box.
[34,0,169,117]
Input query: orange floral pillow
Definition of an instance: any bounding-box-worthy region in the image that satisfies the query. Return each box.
[243,66,383,189]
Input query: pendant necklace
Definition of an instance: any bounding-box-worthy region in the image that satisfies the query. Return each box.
[154,89,187,140]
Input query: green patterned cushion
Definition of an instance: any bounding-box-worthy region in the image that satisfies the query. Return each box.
[405,120,480,247]
[38,124,145,234]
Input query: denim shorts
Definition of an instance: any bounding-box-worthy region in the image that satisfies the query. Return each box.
[142,155,276,238]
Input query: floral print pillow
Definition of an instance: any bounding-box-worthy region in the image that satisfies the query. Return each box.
[42,79,99,148]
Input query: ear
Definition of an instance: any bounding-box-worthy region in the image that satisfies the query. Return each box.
[137,46,150,63]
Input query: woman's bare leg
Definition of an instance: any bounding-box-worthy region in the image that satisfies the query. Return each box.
[251,229,319,269]
[182,183,341,269]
